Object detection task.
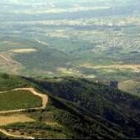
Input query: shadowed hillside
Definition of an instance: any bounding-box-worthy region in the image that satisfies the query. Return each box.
[27,76,140,139]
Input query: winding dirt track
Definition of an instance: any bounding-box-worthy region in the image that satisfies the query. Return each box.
[13,88,48,110]
[0,88,48,139]
[0,88,48,114]
[0,129,35,139]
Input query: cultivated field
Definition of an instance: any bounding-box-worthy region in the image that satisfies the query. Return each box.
[0,0,140,94]
[0,90,42,111]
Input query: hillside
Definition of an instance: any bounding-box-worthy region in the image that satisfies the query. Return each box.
[1,0,140,139]
[1,74,138,139]
[0,74,123,139]
[0,74,140,138]
[1,73,140,139]
[1,74,140,139]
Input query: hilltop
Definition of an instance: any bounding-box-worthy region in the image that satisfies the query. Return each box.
[0,73,140,139]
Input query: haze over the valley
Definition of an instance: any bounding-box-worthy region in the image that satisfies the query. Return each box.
[1,1,140,140]
[0,0,140,94]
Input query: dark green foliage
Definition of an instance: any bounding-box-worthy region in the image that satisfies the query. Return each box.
[4,122,71,139]
[31,77,140,139]
[1,74,140,139]
[4,122,61,132]
[0,133,9,139]
[0,73,9,79]
[0,74,29,91]
[47,96,126,139]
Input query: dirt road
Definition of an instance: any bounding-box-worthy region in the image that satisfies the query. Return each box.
[0,88,48,114]
[0,88,48,139]
[0,54,10,62]
[0,129,35,139]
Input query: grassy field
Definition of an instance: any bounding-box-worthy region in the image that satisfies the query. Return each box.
[0,90,42,111]
[0,73,29,91]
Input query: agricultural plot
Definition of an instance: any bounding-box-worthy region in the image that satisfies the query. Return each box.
[0,114,34,126]
[0,90,42,111]
[0,0,140,93]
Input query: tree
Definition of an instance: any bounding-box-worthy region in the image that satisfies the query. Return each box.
[0,73,9,79]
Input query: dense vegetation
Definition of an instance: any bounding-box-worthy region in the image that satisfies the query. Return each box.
[0,73,29,91]
[45,95,126,139]
[0,133,8,139]
[3,122,70,139]
[1,74,140,139]
[28,76,140,139]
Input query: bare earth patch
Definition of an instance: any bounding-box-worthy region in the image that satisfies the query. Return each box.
[0,114,34,126]
[57,67,81,75]
[46,122,62,127]
[1,41,25,46]
[11,49,37,53]
[119,80,140,94]
[81,63,140,72]
[0,53,22,74]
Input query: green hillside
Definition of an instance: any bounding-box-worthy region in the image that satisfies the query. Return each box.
[0,0,140,139]
[0,90,41,111]
[18,76,140,139]
[0,74,130,139]
[0,74,140,139]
